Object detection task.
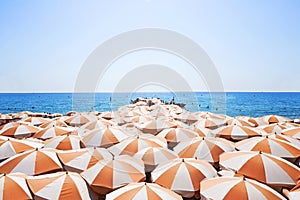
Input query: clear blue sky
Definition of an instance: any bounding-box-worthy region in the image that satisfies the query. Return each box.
[0,0,299,92]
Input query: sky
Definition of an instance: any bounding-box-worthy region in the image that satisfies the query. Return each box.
[0,0,299,92]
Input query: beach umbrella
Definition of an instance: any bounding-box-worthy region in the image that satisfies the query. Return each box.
[258,123,289,134]
[57,147,113,173]
[134,147,179,172]
[33,126,75,140]
[0,136,44,160]
[120,123,143,136]
[235,136,300,159]
[171,111,198,124]
[65,114,97,126]
[82,127,130,148]
[81,155,145,195]
[261,115,293,124]
[282,127,300,139]
[220,151,300,187]
[0,148,63,175]
[283,180,300,200]
[268,133,300,147]
[135,119,178,135]
[27,171,91,200]
[200,176,285,200]
[0,173,32,200]
[215,125,261,140]
[129,115,153,124]
[151,158,218,198]
[0,122,28,134]
[236,116,268,127]
[193,118,220,129]
[188,126,213,137]
[157,128,199,148]
[108,134,167,156]
[0,124,41,139]
[66,111,78,116]
[226,118,255,127]
[173,137,235,163]
[77,120,112,134]
[22,117,51,126]
[39,119,68,128]
[106,182,183,200]
[44,135,84,150]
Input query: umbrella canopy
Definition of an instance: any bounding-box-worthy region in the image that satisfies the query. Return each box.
[27,171,91,200]
[135,119,178,135]
[261,115,293,124]
[0,124,41,139]
[215,125,261,141]
[39,119,68,128]
[82,127,130,148]
[282,127,300,139]
[134,147,179,172]
[258,123,289,135]
[0,173,32,200]
[33,126,75,140]
[106,182,183,200]
[0,148,62,175]
[188,126,213,137]
[220,151,300,187]
[81,155,145,195]
[283,180,300,200]
[108,134,167,156]
[57,147,113,173]
[173,137,235,163]
[44,135,84,150]
[268,133,300,147]
[171,112,198,124]
[226,118,255,127]
[151,158,218,198]
[235,136,300,159]
[22,117,51,126]
[65,114,97,126]
[157,128,199,148]
[200,176,285,200]
[0,136,44,160]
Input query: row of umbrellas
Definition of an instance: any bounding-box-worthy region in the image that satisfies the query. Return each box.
[0,98,300,199]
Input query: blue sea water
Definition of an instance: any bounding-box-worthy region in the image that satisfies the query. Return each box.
[0,92,300,119]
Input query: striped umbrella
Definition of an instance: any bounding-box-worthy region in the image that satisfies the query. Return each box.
[157,128,199,148]
[81,155,145,195]
[200,176,285,200]
[108,134,167,156]
[33,126,75,140]
[151,158,218,198]
[0,173,32,200]
[82,127,130,148]
[44,135,85,150]
[283,180,300,200]
[0,148,62,175]
[261,115,293,124]
[39,119,68,128]
[235,136,300,159]
[135,119,178,135]
[0,136,44,160]
[0,124,41,139]
[134,147,179,172]
[226,118,256,127]
[268,133,300,147]
[171,112,198,124]
[220,151,300,186]
[65,114,97,126]
[106,182,183,200]
[258,123,289,134]
[236,116,268,127]
[57,147,113,172]
[27,171,91,200]
[282,127,300,139]
[188,126,213,137]
[22,117,51,126]
[173,137,235,163]
[0,122,28,134]
[215,125,261,140]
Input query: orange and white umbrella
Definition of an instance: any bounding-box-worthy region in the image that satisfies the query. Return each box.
[0,124,41,139]
[82,127,130,148]
[258,123,288,134]
[152,158,218,198]
[81,155,145,195]
[0,148,62,175]
[0,122,28,134]
[173,137,235,163]
[135,119,178,135]
[157,128,199,148]
[65,114,97,126]
[171,112,198,124]
[57,147,113,172]
[283,180,300,200]
[282,127,300,139]
[106,182,183,200]
[220,151,300,186]
[215,125,261,140]
[134,147,179,172]
[188,126,213,137]
[268,133,300,147]
[235,136,300,159]
[108,134,167,156]
[77,120,113,136]
[33,126,75,140]
[261,115,293,124]
[44,135,84,150]
[236,116,268,126]
[27,171,91,200]
[0,173,32,200]
[226,118,255,127]
[200,176,285,200]
[22,117,51,126]
[39,119,68,128]
[0,136,44,160]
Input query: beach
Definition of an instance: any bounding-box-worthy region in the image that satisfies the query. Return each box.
[0,97,299,199]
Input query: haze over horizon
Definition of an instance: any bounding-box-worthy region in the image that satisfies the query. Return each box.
[0,0,299,93]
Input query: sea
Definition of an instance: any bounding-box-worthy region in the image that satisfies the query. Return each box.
[0,92,300,119]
